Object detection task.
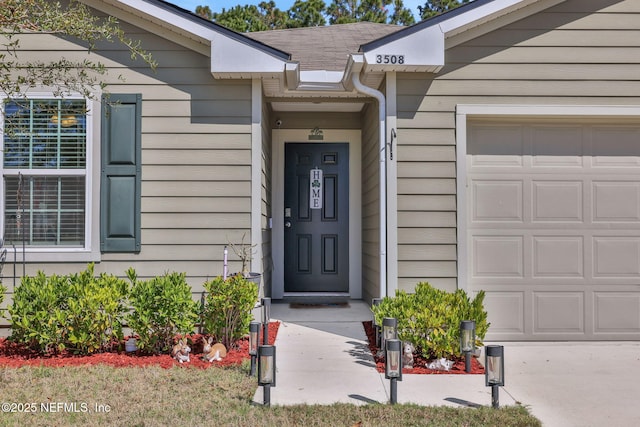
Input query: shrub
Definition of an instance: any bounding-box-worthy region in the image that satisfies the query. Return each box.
[125,269,199,354]
[8,264,129,354]
[372,282,489,360]
[202,274,258,349]
[0,282,5,316]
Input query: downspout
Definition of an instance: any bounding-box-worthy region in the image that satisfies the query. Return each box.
[351,72,387,299]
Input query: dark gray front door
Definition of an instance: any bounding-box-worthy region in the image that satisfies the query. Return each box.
[284,143,349,292]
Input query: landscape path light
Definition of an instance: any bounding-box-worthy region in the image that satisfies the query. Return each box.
[258,345,276,406]
[385,338,402,404]
[261,297,271,345]
[249,321,260,376]
[460,320,476,373]
[372,298,382,348]
[381,317,397,353]
[485,345,505,409]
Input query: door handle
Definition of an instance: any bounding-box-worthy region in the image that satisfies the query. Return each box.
[284,221,292,228]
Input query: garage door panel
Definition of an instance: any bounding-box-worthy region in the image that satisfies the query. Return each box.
[534,292,584,334]
[592,127,640,166]
[531,126,584,167]
[533,181,583,222]
[472,180,523,221]
[594,292,640,333]
[483,291,525,335]
[469,125,524,166]
[468,120,640,340]
[593,237,640,277]
[473,236,523,277]
[533,237,584,277]
[592,181,640,222]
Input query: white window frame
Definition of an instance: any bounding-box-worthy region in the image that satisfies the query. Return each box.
[0,92,100,262]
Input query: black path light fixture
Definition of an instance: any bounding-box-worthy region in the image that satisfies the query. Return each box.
[261,297,271,345]
[460,320,476,373]
[258,345,276,406]
[381,317,398,353]
[485,345,505,409]
[385,338,403,404]
[371,298,382,348]
[249,321,260,376]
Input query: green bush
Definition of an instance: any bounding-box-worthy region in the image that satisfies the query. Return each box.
[202,274,258,349]
[125,269,199,354]
[372,282,489,360]
[8,264,129,354]
[0,281,6,316]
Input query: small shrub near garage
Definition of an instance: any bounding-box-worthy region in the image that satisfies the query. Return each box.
[125,268,199,354]
[8,264,129,354]
[0,281,6,321]
[373,282,489,360]
[202,274,258,350]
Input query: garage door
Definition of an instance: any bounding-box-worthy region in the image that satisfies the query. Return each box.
[467,119,640,340]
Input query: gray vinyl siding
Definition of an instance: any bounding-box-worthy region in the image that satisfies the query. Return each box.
[361,103,381,304]
[395,0,640,293]
[0,21,253,294]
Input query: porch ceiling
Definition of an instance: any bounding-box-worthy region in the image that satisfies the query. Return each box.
[270,101,365,113]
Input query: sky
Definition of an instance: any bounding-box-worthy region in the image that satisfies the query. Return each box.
[169,0,424,20]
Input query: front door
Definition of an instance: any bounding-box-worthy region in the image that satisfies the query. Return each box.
[284,143,349,292]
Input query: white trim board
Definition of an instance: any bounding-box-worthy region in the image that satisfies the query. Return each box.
[271,129,362,299]
[455,104,640,292]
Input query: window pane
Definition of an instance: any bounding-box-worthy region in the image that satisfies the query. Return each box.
[4,176,85,246]
[3,99,86,169]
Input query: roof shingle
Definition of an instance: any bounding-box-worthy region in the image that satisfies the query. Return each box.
[246,22,404,71]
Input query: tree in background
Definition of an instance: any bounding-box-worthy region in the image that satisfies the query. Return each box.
[389,0,415,25]
[212,1,288,31]
[287,0,327,28]
[195,4,214,19]
[259,1,289,29]
[326,0,389,24]
[200,0,469,32]
[0,0,155,100]
[419,0,471,19]
[211,5,270,32]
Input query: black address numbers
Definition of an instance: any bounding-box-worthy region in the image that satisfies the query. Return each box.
[375,54,405,65]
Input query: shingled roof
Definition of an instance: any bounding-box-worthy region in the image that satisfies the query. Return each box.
[246,22,404,72]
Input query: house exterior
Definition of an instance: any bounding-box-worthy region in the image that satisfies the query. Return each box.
[2,0,640,341]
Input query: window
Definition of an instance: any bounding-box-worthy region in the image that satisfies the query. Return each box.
[2,98,89,248]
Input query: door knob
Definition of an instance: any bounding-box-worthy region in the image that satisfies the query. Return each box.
[284,221,292,228]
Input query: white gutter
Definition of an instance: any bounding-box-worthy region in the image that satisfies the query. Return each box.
[350,63,387,299]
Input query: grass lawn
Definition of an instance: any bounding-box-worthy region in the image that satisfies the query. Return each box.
[0,362,541,426]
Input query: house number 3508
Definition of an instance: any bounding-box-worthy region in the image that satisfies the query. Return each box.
[376,54,405,64]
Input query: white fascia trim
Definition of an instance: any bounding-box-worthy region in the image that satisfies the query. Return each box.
[439,0,555,34]
[360,0,566,72]
[91,1,289,75]
[91,0,220,41]
[210,37,287,74]
[363,25,444,73]
[455,103,640,292]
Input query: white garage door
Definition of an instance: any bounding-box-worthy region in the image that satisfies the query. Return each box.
[468,119,640,340]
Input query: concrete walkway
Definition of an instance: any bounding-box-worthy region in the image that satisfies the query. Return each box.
[253,300,640,426]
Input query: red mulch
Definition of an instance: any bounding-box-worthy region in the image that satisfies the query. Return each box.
[0,321,279,369]
[363,321,484,375]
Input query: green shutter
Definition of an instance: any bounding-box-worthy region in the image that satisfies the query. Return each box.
[100,94,141,253]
